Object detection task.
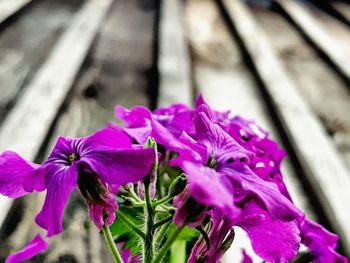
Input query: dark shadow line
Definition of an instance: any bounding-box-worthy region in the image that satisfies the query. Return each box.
[214,0,346,255]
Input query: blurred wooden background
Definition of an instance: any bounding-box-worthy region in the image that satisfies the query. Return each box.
[0,0,350,262]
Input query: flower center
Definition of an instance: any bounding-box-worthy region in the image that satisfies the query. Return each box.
[196,256,205,263]
[206,156,218,169]
[69,153,79,164]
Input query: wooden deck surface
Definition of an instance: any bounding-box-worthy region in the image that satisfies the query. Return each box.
[0,0,350,262]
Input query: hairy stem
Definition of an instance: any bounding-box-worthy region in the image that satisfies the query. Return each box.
[129,185,143,202]
[154,221,172,247]
[142,137,159,263]
[143,177,155,263]
[152,226,184,263]
[154,216,173,229]
[117,210,146,239]
[152,194,172,207]
[102,224,124,263]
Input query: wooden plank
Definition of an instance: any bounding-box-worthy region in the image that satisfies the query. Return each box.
[0,0,112,229]
[2,0,158,261]
[186,1,312,261]
[221,0,350,256]
[0,0,83,122]
[250,6,350,170]
[39,1,158,261]
[333,2,350,22]
[44,207,87,263]
[0,0,32,24]
[0,0,112,159]
[158,0,192,107]
[308,0,350,30]
[277,0,350,83]
[291,1,350,66]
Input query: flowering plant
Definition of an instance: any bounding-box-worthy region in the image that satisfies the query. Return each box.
[0,96,347,263]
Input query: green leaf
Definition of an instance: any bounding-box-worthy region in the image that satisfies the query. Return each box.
[167,224,199,241]
[110,206,143,255]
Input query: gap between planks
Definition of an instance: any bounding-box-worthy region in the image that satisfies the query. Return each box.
[0,0,83,122]
[332,2,350,22]
[220,0,350,256]
[250,4,350,173]
[6,0,159,261]
[0,0,32,25]
[186,0,311,261]
[159,0,311,261]
[277,0,350,85]
[0,0,113,229]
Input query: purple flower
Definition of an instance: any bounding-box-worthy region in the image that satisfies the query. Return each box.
[118,242,140,263]
[241,250,253,263]
[5,234,48,263]
[188,204,300,263]
[115,105,153,144]
[236,203,300,262]
[226,116,292,200]
[188,210,235,263]
[173,186,208,228]
[115,105,199,166]
[0,127,155,236]
[0,151,40,198]
[153,103,195,138]
[171,104,303,261]
[300,219,348,263]
[116,96,347,262]
[177,106,301,221]
[226,114,348,262]
[194,95,231,126]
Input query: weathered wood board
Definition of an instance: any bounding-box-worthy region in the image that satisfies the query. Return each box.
[0,0,32,24]
[0,0,116,261]
[1,0,350,261]
[250,4,350,172]
[0,0,159,262]
[0,0,113,235]
[221,0,350,256]
[158,0,192,107]
[277,0,350,85]
[332,1,350,22]
[0,0,83,122]
[186,0,314,261]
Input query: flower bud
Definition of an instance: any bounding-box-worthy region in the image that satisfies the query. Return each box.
[77,163,118,229]
[140,137,158,198]
[168,173,187,197]
[77,165,108,204]
[173,187,207,228]
[144,137,157,150]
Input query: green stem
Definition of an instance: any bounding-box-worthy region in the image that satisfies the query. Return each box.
[160,205,175,211]
[154,221,172,247]
[130,202,145,207]
[143,178,155,263]
[117,210,146,239]
[143,137,159,263]
[170,240,186,263]
[152,226,184,263]
[124,197,144,207]
[155,205,174,214]
[102,225,124,263]
[129,185,143,202]
[152,194,172,207]
[154,216,173,229]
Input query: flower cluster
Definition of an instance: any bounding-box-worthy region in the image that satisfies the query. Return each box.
[0,96,347,263]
